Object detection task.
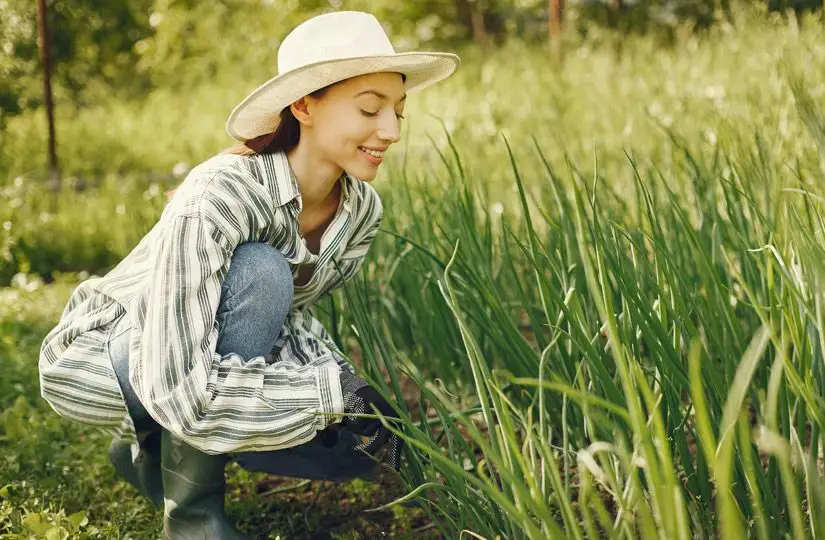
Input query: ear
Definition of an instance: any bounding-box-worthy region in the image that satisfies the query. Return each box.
[290,97,314,127]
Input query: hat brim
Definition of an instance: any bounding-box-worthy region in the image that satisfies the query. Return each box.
[225,52,460,142]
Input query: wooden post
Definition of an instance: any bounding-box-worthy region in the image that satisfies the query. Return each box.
[456,0,491,46]
[549,0,564,41]
[36,0,60,190]
[608,0,623,28]
[469,0,490,46]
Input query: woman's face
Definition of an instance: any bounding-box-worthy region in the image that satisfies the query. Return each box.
[297,71,406,181]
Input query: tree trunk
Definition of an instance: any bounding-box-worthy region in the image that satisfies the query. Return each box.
[549,0,564,41]
[37,0,60,191]
[456,0,490,45]
[608,0,623,27]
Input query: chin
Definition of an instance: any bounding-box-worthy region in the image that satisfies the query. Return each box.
[346,165,378,182]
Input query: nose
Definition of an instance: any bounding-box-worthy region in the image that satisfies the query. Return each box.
[377,111,401,144]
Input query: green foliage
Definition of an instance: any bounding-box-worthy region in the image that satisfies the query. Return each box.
[0,0,40,120]
[6,0,824,128]
[0,174,171,286]
[3,10,824,284]
[328,96,825,536]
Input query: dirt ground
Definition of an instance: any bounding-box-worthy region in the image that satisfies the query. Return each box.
[227,367,445,539]
[236,465,441,539]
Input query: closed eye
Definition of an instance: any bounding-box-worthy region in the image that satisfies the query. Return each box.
[360,110,405,120]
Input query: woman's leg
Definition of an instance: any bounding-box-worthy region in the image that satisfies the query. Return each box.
[107,240,294,433]
[213,242,294,360]
[108,243,374,509]
[106,309,163,508]
[108,313,160,434]
[159,242,295,540]
[231,425,379,482]
[217,243,377,482]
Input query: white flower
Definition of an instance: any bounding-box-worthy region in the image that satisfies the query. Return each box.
[172,162,190,178]
[704,85,725,100]
[704,128,717,145]
[11,272,43,292]
[622,122,634,137]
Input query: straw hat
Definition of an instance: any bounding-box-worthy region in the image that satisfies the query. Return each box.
[225,11,461,142]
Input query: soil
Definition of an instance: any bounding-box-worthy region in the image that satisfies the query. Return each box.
[229,357,445,539]
[236,464,442,539]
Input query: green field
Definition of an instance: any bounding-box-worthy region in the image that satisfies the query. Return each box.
[3,10,825,539]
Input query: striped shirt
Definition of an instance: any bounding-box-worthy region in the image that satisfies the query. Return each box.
[38,150,383,454]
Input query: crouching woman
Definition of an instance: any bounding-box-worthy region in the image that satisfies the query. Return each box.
[37,11,459,539]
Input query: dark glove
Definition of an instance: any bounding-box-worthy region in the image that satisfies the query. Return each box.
[339,369,404,471]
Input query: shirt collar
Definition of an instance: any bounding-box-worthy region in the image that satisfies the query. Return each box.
[256,151,353,212]
[340,171,353,212]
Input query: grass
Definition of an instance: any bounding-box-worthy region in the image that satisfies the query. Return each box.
[335,120,825,537]
[3,6,825,539]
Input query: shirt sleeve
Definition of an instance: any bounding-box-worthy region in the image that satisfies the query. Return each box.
[271,310,356,376]
[130,213,344,455]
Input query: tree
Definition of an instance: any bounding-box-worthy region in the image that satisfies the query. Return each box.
[549,0,564,40]
[0,0,152,122]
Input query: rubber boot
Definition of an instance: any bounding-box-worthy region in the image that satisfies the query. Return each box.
[160,430,250,540]
[108,432,164,508]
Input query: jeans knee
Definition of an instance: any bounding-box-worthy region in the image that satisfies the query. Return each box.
[226,243,294,315]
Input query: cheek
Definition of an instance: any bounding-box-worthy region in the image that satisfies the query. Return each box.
[320,117,368,152]
[314,110,376,165]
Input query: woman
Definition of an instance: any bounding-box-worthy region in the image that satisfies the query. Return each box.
[38,11,459,539]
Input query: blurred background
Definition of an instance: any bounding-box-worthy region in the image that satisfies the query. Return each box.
[2,0,824,287]
[3,0,824,179]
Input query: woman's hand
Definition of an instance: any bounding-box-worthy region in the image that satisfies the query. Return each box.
[355,425,403,471]
[339,369,404,470]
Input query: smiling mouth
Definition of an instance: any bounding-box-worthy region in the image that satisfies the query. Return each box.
[358,146,385,159]
[358,147,385,166]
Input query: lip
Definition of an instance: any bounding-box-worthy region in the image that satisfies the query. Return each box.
[359,145,389,151]
[359,146,384,165]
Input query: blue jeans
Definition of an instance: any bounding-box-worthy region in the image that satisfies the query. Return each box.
[106,242,376,482]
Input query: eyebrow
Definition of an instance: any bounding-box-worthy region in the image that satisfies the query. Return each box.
[354,90,407,102]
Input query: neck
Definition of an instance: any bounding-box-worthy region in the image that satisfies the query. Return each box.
[285,140,343,211]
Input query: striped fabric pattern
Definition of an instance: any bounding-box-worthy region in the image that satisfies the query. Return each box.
[38,150,383,454]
